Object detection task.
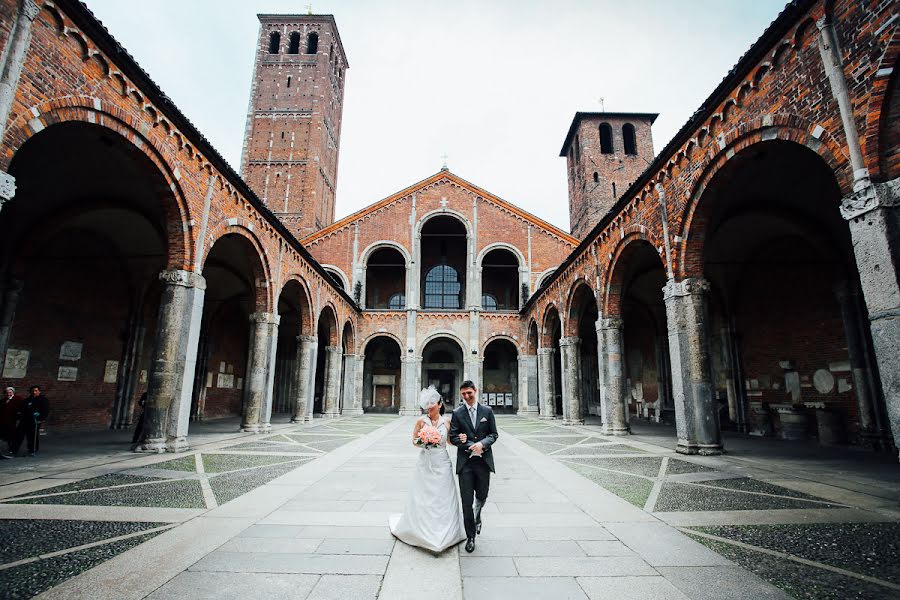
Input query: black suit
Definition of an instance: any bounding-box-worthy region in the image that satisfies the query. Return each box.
[449,402,498,539]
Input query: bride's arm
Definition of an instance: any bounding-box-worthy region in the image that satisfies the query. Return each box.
[444,416,457,445]
[411,417,424,447]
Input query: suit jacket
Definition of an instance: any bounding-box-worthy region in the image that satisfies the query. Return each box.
[449,402,499,474]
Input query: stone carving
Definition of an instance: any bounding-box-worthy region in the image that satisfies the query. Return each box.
[0,170,16,202]
[22,0,41,21]
[59,341,83,361]
[813,369,835,394]
[662,277,710,300]
[103,360,119,383]
[217,373,234,388]
[840,180,899,220]
[58,366,78,381]
[2,348,29,378]
[599,316,624,330]
[159,269,207,290]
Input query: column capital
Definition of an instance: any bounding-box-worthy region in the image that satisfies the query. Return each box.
[325,345,342,353]
[0,170,15,202]
[249,311,279,325]
[22,0,40,20]
[840,179,899,220]
[662,277,709,300]
[559,336,581,348]
[343,353,358,359]
[537,347,556,356]
[598,316,623,330]
[159,269,206,290]
[297,334,318,344]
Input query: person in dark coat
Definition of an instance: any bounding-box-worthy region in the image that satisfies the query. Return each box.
[131,391,147,447]
[0,386,22,458]
[14,385,49,456]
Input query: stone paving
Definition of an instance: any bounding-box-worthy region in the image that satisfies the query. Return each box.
[0,415,896,599]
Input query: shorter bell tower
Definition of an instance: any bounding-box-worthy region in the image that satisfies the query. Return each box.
[560,112,657,238]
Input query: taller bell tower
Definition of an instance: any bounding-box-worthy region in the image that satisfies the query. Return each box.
[240,14,348,238]
[560,112,657,238]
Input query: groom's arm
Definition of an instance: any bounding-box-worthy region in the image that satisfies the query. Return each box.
[448,410,473,450]
[480,408,499,449]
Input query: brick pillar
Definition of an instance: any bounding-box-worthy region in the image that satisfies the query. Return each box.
[138,270,206,453]
[322,345,343,418]
[559,337,584,425]
[663,277,723,455]
[841,180,900,456]
[598,317,630,436]
[537,347,557,419]
[517,354,539,415]
[241,312,277,433]
[291,335,317,422]
[341,353,362,415]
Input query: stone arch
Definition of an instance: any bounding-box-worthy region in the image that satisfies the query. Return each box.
[476,242,526,269]
[342,319,356,354]
[316,303,340,346]
[541,304,562,347]
[203,221,273,313]
[535,267,558,290]
[361,241,409,309]
[481,334,522,355]
[362,330,404,352]
[526,319,540,354]
[320,264,350,292]
[361,240,412,264]
[603,232,665,316]
[2,100,192,269]
[415,208,473,237]
[862,33,899,182]
[565,278,597,332]
[678,129,848,280]
[279,275,314,336]
[419,330,468,355]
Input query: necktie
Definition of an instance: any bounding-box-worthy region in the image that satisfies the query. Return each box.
[469,406,477,429]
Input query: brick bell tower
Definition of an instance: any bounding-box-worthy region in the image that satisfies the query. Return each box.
[560,112,657,238]
[240,14,348,239]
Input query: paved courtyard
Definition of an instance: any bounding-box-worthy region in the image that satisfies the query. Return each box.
[0,415,897,599]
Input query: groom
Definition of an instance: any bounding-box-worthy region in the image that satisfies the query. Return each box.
[449,380,498,553]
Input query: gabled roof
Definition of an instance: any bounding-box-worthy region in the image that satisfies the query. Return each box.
[302,170,579,246]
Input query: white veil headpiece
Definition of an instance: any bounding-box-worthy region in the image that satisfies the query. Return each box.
[418,385,442,410]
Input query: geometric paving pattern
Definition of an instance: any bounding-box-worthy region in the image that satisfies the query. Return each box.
[0,414,395,599]
[501,416,899,600]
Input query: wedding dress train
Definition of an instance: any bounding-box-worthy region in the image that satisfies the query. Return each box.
[389,418,466,552]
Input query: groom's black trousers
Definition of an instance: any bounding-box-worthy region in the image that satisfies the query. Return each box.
[458,457,490,539]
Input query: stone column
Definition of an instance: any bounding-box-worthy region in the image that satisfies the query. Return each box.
[259,315,280,433]
[840,181,900,456]
[537,348,557,419]
[111,308,146,429]
[241,312,277,433]
[835,280,889,447]
[341,354,362,415]
[598,317,630,435]
[399,356,419,415]
[322,345,343,418]
[291,335,317,422]
[663,278,723,455]
[138,270,206,453]
[0,278,22,368]
[517,354,539,415]
[352,354,365,414]
[559,337,584,425]
[0,0,40,205]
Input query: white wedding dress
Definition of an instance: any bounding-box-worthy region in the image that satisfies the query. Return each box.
[389,417,466,552]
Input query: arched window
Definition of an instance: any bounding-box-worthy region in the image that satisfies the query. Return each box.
[306,32,319,54]
[574,135,581,163]
[268,32,281,54]
[324,268,345,291]
[599,123,613,154]
[612,182,617,198]
[286,76,291,88]
[288,32,301,54]
[481,294,498,311]
[623,123,637,155]
[593,172,599,183]
[424,265,462,309]
[388,293,405,310]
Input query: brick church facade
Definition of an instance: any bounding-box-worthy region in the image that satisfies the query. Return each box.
[0,0,896,458]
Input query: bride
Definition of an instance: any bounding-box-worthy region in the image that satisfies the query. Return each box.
[389,386,466,552]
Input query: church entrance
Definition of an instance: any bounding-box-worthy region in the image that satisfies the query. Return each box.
[421,338,464,410]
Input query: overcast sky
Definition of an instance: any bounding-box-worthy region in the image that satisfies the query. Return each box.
[85,0,789,232]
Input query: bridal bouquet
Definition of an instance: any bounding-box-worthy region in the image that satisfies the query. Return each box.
[415,425,442,449]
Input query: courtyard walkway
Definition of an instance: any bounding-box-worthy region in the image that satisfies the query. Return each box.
[0,415,897,599]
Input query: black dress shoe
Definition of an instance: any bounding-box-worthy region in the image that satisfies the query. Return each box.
[465,538,475,553]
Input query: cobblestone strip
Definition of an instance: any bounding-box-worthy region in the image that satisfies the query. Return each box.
[644,456,668,512]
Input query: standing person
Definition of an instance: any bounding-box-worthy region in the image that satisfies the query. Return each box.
[0,386,22,458]
[449,380,498,553]
[388,386,466,552]
[131,391,147,448]
[14,385,49,457]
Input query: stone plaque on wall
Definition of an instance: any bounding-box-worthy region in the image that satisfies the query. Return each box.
[140,370,148,383]
[217,373,234,389]
[206,372,213,388]
[59,341,83,361]
[237,377,243,390]
[58,366,78,381]
[2,349,29,379]
[103,360,119,384]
